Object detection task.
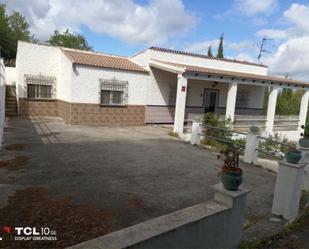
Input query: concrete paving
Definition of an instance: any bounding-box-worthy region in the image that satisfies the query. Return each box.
[0,116,276,233]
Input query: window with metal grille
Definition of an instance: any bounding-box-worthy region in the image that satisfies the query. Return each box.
[25,74,56,100]
[236,89,249,108]
[168,85,190,106]
[99,78,128,106]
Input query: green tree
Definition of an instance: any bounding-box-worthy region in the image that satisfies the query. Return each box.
[49,29,92,51]
[207,46,213,58]
[217,33,224,59]
[0,5,34,59]
[263,88,303,115]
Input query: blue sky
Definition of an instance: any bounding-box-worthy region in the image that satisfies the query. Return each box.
[2,0,309,80]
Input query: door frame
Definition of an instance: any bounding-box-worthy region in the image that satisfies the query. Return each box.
[203,88,219,113]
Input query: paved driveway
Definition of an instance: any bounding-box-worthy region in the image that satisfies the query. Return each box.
[0,117,276,232]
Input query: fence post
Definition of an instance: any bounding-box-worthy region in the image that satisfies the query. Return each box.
[299,146,309,191]
[271,160,306,222]
[243,129,259,164]
[191,121,201,145]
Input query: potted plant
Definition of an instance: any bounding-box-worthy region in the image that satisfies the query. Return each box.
[299,117,309,147]
[217,146,243,191]
[285,147,302,164]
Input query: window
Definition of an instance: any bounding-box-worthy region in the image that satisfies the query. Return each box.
[99,78,128,106]
[168,85,190,106]
[236,89,249,108]
[25,74,55,100]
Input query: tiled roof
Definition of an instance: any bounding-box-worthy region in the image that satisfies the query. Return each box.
[62,48,148,73]
[149,47,268,68]
[151,60,308,86]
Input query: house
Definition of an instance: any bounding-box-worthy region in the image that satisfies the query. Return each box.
[9,41,309,140]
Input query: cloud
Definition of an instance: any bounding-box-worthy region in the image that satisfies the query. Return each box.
[1,0,196,45]
[255,29,287,40]
[232,0,278,17]
[255,3,309,80]
[186,39,220,54]
[216,0,278,24]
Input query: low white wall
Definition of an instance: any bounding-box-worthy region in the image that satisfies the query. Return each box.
[0,59,6,147]
[68,184,249,249]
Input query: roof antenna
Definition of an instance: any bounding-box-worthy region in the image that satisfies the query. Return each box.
[257,37,272,64]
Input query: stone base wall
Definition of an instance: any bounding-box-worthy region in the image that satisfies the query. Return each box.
[19,99,145,126]
[19,99,58,117]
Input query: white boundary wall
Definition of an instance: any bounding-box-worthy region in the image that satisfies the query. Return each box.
[0,59,6,147]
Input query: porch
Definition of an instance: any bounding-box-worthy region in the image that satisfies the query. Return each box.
[148,59,309,141]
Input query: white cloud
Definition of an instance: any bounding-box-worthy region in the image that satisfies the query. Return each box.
[232,0,278,17]
[186,39,219,54]
[216,0,278,24]
[1,0,196,45]
[255,3,309,80]
[255,29,287,40]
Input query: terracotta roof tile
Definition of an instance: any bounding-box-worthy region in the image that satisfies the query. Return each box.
[62,48,148,73]
[151,60,309,86]
[149,47,268,68]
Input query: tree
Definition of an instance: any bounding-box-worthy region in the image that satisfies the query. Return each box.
[207,46,213,58]
[0,4,34,59]
[49,29,92,51]
[217,33,224,59]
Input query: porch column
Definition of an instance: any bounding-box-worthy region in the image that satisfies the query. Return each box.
[173,74,187,134]
[265,87,279,135]
[298,90,309,132]
[225,82,238,122]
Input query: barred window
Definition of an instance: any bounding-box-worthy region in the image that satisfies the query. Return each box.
[168,85,190,106]
[99,78,128,106]
[236,89,249,108]
[25,74,56,100]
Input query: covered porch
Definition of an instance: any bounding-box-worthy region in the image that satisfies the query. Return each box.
[148,59,309,141]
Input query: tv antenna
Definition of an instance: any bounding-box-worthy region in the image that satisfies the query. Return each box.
[258,37,272,63]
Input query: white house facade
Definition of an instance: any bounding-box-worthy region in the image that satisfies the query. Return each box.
[12,41,309,139]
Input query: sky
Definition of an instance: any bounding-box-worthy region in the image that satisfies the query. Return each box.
[2,0,309,80]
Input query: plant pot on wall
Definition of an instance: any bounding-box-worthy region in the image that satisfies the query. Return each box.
[221,167,243,191]
[285,149,302,164]
[217,146,243,191]
[299,137,309,148]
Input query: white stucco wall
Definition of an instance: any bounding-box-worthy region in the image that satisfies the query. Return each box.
[16,41,72,101]
[0,59,5,147]
[71,65,149,105]
[5,67,16,85]
[131,49,268,75]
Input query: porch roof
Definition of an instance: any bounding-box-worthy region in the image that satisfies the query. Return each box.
[149,59,309,88]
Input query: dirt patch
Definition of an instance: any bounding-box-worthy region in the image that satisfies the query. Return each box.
[0,187,114,249]
[0,156,29,171]
[5,144,27,151]
[126,195,144,209]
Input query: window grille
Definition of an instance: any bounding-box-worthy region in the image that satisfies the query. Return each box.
[168,85,190,106]
[99,78,128,106]
[24,74,56,100]
[236,89,249,108]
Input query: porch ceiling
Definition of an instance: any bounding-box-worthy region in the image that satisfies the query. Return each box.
[149,59,309,89]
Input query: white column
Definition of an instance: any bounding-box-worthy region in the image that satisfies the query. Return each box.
[191,121,201,145]
[243,133,259,164]
[173,74,187,134]
[225,82,238,122]
[298,90,309,132]
[272,160,306,222]
[265,87,279,135]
